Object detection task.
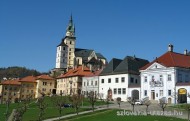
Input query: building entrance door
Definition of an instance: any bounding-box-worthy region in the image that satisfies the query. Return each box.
[151,90,155,100]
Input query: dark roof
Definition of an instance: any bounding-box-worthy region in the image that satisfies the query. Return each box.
[100,58,122,75]
[57,36,76,47]
[57,39,68,47]
[75,48,86,52]
[75,49,94,57]
[96,53,106,59]
[114,56,149,75]
[100,56,149,76]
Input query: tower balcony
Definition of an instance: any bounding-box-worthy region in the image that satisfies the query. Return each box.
[149,80,164,87]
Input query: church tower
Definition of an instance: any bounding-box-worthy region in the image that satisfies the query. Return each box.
[55,15,76,70]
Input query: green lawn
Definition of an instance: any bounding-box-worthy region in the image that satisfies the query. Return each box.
[0,96,108,121]
[62,109,186,121]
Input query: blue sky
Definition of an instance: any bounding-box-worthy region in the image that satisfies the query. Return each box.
[1,0,190,72]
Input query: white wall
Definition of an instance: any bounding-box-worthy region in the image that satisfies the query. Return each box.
[140,62,186,104]
[82,76,99,96]
[99,74,129,101]
[56,46,68,69]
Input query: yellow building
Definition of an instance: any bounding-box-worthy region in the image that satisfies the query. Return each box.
[35,75,56,98]
[19,76,37,100]
[0,79,21,104]
[57,66,93,95]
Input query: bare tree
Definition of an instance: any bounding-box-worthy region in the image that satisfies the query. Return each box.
[70,94,82,115]
[98,93,104,102]
[117,97,121,108]
[105,95,110,108]
[51,95,66,121]
[159,97,167,115]
[142,97,151,115]
[37,96,47,121]
[88,91,97,112]
[127,97,135,112]
[13,95,32,121]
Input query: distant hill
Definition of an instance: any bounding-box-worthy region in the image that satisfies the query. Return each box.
[0,66,43,81]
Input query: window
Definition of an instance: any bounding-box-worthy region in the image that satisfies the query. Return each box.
[130,77,134,83]
[108,78,111,83]
[115,78,119,83]
[70,41,72,44]
[4,92,6,95]
[31,90,33,93]
[114,88,117,94]
[101,79,104,83]
[135,79,138,84]
[168,90,171,96]
[14,87,17,90]
[69,52,71,55]
[84,82,86,86]
[178,74,182,82]
[144,76,147,82]
[118,88,121,94]
[121,77,125,83]
[63,47,65,50]
[152,76,155,81]
[87,81,89,86]
[42,88,46,92]
[160,75,163,81]
[122,88,126,94]
[95,81,98,86]
[144,90,147,96]
[91,81,93,86]
[69,48,71,51]
[4,86,7,90]
[43,82,47,86]
[185,75,189,82]
[168,74,171,81]
[160,90,163,96]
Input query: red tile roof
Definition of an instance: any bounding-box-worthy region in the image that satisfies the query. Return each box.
[141,51,190,70]
[84,69,103,77]
[36,75,54,80]
[19,76,37,83]
[58,66,93,78]
[1,79,21,85]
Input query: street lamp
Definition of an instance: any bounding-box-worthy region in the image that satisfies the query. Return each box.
[69,80,73,95]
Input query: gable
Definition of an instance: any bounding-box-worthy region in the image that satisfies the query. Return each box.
[146,62,167,70]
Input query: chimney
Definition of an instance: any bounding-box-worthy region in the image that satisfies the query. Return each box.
[168,44,173,52]
[184,49,188,55]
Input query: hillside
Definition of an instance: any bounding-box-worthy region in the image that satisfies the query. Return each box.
[0,66,42,81]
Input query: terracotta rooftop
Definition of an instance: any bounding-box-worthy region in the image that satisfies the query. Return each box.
[84,69,103,77]
[36,75,54,80]
[58,66,93,78]
[140,51,190,70]
[19,76,37,83]
[1,79,21,85]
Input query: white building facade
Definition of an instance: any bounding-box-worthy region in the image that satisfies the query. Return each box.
[99,57,149,101]
[140,45,190,104]
[82,75,99,96]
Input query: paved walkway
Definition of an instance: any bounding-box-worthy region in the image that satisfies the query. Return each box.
[44,102,189,121]
[43,103,118,121]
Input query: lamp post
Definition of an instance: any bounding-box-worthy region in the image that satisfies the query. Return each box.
[69,80,73,95]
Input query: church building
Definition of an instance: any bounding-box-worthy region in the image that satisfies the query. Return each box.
[55,15,107,72]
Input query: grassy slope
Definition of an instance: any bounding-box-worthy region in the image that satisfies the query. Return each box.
[0,97,108,121]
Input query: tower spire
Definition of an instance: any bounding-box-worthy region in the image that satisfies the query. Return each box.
[66,14,75,37]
